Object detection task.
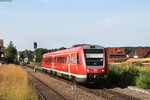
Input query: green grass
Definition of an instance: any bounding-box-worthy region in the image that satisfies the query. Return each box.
[29,62,42,67]
[136,71,150,89]
[108,64,150,89]
[0,64,38,100]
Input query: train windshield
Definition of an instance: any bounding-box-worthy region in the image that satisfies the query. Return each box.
[84,49,104,66]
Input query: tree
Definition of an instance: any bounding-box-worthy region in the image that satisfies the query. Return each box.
[35,47,66,62]
[5,41,17,64]
[35,48,49,62]
[125,48,132,55]
[58,47,66,50]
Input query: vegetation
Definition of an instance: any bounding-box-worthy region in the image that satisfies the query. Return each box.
[136,71,150,89]
[19,50,33,61]
[30,62,42,67]
[108,64,150,89]
[5,41,17,64]
[16,47,67,65]
[125,48,132,54]
[35,48,49,62]
[133,62,144,67]
[108,46,150,55]
[34,47,66,63]
[0,64,38,100]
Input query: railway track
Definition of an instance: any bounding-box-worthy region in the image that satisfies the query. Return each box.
[27,66,140,100]
[78,84,140,100]
[52,75,140,100]
[28,71,67,100]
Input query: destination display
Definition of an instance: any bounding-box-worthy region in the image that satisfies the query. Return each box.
[86,54,103,58]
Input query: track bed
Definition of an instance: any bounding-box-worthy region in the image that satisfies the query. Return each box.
[26,66,149,100]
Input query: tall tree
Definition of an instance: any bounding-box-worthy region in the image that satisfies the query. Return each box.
[5,41,17,63]
[35,48,48,62]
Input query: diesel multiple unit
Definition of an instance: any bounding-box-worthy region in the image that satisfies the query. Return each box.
[42,45,108,83]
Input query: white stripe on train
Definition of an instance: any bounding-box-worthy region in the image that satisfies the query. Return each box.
[43,67,87,78]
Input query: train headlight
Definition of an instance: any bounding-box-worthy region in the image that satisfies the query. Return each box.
[87,69,92,72]
[100,69,104,72]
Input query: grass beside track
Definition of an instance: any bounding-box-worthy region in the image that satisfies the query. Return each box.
[0,64,38,100]
[109,64,150,89]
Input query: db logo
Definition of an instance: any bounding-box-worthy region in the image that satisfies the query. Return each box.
[94,69,97,72]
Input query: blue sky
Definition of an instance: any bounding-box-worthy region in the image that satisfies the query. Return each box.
[0,0,150,50]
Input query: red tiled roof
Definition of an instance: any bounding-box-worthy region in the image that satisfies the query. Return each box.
[135,49,150,58]
[107,48,125,55]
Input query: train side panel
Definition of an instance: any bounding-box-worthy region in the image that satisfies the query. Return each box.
[42,45,108,83]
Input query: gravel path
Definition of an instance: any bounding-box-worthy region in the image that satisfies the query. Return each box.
[110,87,150,100]
[26,67,150,100]
[27,68,104,100]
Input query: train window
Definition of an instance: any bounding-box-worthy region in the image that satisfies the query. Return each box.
[52,57,56,63]
[57,57,67,64]
[45,57,52,62]
[84,49,103,66]
[84,49,103,53]
[70,54,79,64]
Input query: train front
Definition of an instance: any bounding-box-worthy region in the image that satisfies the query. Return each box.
[83,45,108,82]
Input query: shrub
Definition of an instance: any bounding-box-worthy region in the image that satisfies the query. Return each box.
[108,65,140,86]
[121,66,139,85]
[133,62,144,67]
[108,65,124,84]
[136,71,150,89]
[30,62,42,67]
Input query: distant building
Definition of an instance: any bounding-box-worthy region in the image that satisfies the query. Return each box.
[24,53,34,63]
[107,48,126,59]
[129,48,150,58]
[17,51,34,64]
[0,39,5,64]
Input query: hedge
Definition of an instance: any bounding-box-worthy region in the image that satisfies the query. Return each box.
[108,65,150,89]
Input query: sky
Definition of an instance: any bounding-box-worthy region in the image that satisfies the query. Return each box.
[0,0,150,51]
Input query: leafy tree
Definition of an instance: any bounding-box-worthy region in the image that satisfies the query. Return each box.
[5,41,17,64]
[35,48,49,62]
[125,48,132,54]
[48,47,66,52]
[34,47,66,62]
[58,47,66,50]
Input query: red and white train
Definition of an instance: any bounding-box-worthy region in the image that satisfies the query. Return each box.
[42,45,108,83]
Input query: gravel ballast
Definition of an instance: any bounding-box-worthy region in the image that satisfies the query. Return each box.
[26,67,150,100]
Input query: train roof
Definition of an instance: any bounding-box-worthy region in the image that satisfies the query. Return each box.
[43,46,82,57]
[43,45,104,57]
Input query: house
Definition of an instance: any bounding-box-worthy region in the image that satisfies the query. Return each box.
[107,48,126,59]
[0,39,5,64]
[129,48,150,58]
[23,53,34,63]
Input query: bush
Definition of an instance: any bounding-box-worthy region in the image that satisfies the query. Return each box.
[136,71,150,89]
[29,62,42,67]
[108,65,150,89]
[108,65,139,86]
[108,65,124,84]
[133,62,144,67]
[121,66,139,85]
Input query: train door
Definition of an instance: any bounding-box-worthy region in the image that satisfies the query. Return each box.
[68,54,71,78]
[52,56,55,70]
[68,52,78,78]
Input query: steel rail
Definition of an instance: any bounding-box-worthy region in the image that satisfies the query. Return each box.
[26,66,140,100]
[28,72,67,100]
[29,77,46,100]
